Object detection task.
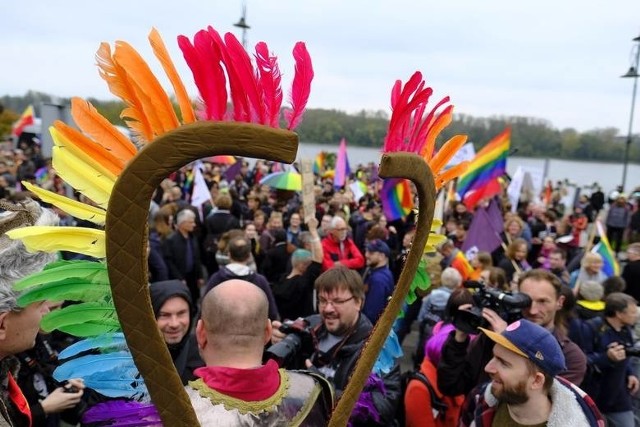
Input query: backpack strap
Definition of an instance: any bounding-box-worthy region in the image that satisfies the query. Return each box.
[410,371,448,419]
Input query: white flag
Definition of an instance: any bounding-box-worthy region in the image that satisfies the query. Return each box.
[191,162,212,210]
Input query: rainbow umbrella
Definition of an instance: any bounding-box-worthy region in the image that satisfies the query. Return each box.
[207,155,236,165]
[259,171,302,191]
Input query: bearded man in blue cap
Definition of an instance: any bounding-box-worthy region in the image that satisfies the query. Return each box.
[460,319,604,427]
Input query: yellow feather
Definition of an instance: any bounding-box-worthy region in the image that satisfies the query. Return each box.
[22,182,106,225]
[113,40,180,136]
[52,146,114,208]
[6,226,105,259]
[96,42,154,142]
[51,123,119,181]
[70,97,137,163]
[148,28,196,125]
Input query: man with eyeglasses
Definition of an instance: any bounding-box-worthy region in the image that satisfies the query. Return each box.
[321,216,364,271]
[270,266,401,426]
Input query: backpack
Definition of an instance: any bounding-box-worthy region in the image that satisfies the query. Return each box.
[396,369,448,426]
[575,316,605,396]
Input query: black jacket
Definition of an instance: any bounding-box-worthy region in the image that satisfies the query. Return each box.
[305,313,402,426]
[162,232,202,282]
[149,280,204,384]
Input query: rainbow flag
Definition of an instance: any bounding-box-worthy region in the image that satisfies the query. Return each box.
[592,221,620,277]
[313,152,325,174]
[457,127,510,200]
[452,250,474,280]
[12,105,35,137]
[333,138,351,188]
[381,178,413,221]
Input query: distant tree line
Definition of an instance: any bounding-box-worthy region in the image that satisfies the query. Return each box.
[1,91,638,163]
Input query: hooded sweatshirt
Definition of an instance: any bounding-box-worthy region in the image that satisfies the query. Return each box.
[203,264,280,320]
[149,280,204,384]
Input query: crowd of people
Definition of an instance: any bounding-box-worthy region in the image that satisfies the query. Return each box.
[1,138,640,426]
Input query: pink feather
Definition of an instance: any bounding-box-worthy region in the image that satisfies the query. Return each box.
[177,31,227,120]
[284,42,314,130]
[390,80,402,109]
[255,42,283,127]
[207,27,250,122]
[384,72,423,151]
[224,33,264,124]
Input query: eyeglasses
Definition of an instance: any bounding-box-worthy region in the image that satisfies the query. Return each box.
[318,296,355,308]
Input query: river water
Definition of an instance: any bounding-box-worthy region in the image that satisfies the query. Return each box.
[295,142,640,195]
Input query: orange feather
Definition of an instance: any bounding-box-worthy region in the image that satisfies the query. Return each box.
[51,122,122,180]
[148,28,196,125]
[95,43,154,142]
[435,161,469,190]
[71,98,136,163]
[113,41,179,136]
[428,134,468,174]
[420,105,453,159]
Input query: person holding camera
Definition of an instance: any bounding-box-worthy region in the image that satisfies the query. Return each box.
[438,269,587,403]
[186,279,333,426]
[581,292,639,427]
[270,266,402,426]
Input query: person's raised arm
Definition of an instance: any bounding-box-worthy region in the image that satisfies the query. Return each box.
[307,217,323,264]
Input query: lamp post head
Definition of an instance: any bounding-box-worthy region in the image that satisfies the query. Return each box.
[234,17,250,30]
[622,66,639,79]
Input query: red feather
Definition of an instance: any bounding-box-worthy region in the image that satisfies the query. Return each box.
[207,27,250,122]
[284,42,314,130]
[255,42,283,127]
[178,31,227,120]
[224,33,264,124]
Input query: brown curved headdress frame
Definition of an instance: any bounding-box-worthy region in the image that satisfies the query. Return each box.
[105,122,297,425]
[328,152,436,426]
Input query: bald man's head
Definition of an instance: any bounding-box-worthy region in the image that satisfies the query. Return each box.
[200,280,269,350]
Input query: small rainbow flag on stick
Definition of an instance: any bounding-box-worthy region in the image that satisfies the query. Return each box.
[457,127,510,208]
[313,152,325,174]
[381,178,413,221]
[593,220,620,277]
[12,105,35,137]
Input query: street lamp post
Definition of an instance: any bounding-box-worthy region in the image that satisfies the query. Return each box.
[234,1,250,49]
[621,34,640,192]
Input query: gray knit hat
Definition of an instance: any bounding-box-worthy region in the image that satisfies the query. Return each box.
[0,199,59,311]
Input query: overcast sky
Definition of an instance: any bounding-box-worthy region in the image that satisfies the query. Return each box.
[2,1,640,134]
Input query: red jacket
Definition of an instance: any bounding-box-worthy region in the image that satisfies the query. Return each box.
[321,236,365,271]
[404,358,463,427]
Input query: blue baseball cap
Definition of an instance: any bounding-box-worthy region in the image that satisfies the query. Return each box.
[480,319,566,376]
[366,239,390,257]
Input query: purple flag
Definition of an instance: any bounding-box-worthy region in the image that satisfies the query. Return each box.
[334,138,351,188]
[224,159,242,182]
[462,201,504,253]
[486,198,504,234]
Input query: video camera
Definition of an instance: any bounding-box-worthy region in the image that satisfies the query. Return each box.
[264,318,314,368]
[453,281,532,334]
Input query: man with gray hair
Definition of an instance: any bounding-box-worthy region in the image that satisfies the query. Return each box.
[321,216,364,271]
[163,208,203,301]
[0,199,85,425]
[186,279,333,426]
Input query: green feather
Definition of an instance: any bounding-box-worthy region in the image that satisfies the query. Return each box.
[58,320,122,337]
[40,302,116,332]
[400,258,431,317]
[14,260,108,291]
[17,279,112,307]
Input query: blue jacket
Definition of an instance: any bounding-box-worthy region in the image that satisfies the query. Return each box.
[583,317,635,413]
[362,265,394,324]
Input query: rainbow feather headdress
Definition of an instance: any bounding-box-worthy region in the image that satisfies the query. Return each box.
[7,25,312,424]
